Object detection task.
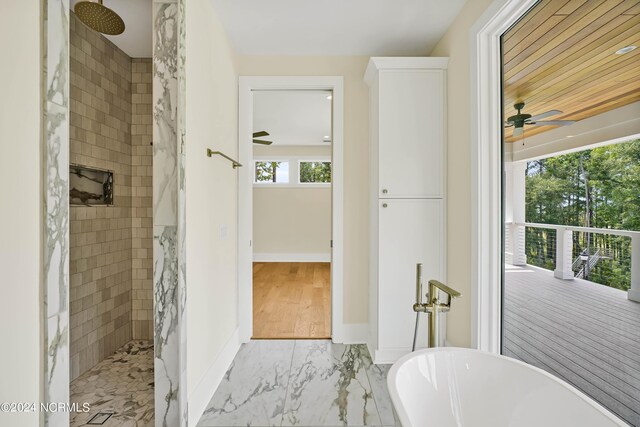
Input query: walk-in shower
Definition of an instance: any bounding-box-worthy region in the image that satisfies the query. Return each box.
[68,6,153,425]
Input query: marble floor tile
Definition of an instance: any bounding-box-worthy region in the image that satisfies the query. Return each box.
[70,340,154,427]
[198,340,296,427]
[197,339,398,427]
[281,341,381,426]
[362,358,399,427]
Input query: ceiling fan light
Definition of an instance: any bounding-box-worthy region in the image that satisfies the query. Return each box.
[615,45,636,55]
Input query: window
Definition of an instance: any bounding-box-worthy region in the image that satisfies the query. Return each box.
[253,158,331,187]
[254,161,289,183]
[299,161,331,184]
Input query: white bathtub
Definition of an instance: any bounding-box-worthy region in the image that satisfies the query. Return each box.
[387,348,627,427]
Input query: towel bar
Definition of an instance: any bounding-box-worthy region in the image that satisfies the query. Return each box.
[206,149,242,169]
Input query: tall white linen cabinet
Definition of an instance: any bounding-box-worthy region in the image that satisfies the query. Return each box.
[365,57,448,363]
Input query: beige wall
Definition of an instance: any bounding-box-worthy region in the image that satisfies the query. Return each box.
[253,188,331,256]
[237,56,370,324]
[185,0,239,398]
[0,1,41,426]
[253,145,331,257]
[69,13,133,380]
[430,0,495,347]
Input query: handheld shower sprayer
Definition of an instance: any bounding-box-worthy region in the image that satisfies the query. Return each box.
[412,263,423,351]
[411,263,462,350]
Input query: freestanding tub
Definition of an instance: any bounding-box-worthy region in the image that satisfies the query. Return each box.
[387,348,627,427]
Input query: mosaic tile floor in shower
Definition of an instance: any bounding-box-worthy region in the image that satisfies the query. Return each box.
[70,340,154,427]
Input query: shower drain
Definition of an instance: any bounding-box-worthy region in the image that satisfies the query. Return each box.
[86,412,114,425]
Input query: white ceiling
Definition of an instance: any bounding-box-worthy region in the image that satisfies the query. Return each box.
[70,0,465,57]
[253,91,332,146]
[211,0,466,56]
[70,0,152,58]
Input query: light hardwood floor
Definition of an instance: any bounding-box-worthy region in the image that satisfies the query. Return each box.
[253,262,331,339]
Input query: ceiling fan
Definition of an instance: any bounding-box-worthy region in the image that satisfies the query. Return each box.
[505,102,575,137]
[253,131,273,145]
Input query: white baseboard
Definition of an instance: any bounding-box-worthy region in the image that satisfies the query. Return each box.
[334,323,368,344]
[253,253,331,262]
[372,348,413,364]
[188,329,241,426]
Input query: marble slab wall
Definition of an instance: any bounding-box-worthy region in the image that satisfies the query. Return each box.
[43,0,71,426]
[153,0,187,425]
[177,0,188,424]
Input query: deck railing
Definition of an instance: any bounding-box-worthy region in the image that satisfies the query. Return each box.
[505,221,640,302]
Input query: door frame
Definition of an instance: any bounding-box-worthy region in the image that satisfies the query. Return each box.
[238,76,345,342]
[469,0,537,353]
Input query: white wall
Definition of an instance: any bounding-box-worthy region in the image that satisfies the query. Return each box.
[430,0,496,347]
[185,0,240,421]
[253,145,331,260]
[237,56,370,324]
[0,1,42,426]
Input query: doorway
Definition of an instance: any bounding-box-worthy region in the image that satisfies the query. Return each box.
[238,77,345,343]
[251,90,333,339]
[499,1,640,425]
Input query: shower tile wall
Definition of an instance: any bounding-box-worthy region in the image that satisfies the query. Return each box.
[131,59,153,340]
[69,13,153,380]
[69,13,132,380]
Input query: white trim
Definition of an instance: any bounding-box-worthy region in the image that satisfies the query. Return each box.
[370,348,426,365]
[513,221,640,238]
[238,76,345,343]
[187,329,241,427]
[253,253,331,263]
[364,57,449,83]
[253,184,330,189]
[469,0,537,353]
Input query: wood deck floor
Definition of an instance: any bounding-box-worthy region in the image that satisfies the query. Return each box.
[503,264,640,426]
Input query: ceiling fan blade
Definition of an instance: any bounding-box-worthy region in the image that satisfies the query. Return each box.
[530,120,576,127]
[512,126,524,137]
[504,122,514,128]
[253,139,273,145]
[529,110,562,121]
[253,131,269,138]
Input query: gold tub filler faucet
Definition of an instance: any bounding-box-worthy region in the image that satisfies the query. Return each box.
[412,263,462,351]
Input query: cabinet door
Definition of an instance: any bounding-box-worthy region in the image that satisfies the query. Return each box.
[378,198,444,351]
[378,70,444,198]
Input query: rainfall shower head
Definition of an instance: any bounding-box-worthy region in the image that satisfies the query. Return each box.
[74,0,125,35]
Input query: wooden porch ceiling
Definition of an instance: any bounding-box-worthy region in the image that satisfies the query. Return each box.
[502,0,640,143]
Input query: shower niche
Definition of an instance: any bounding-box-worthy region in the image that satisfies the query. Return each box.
[69,164,113,206]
